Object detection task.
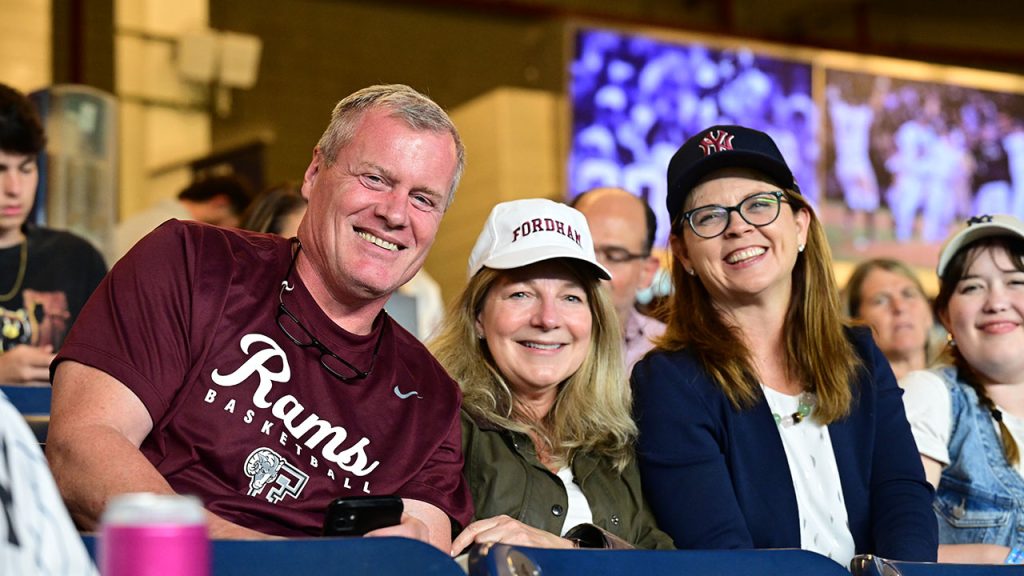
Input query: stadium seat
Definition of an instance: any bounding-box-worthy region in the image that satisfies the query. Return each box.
[851,554,1024,575]
[83,534,465,575]
[469,543,850,576]
[1,385,51,444]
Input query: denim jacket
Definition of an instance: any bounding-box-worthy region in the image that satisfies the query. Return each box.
[934,366,1024,547]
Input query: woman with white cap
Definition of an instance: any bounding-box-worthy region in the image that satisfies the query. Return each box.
[633,125,937,566]
[902,214,1024,565]
[431,199,673,555]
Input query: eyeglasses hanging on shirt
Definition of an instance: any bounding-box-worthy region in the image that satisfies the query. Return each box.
[276,240,383,382]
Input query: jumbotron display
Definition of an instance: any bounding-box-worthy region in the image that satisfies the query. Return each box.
[567,25,1024,267]
[567,27,816,249]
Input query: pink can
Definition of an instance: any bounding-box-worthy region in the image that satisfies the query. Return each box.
[100,493,209,576]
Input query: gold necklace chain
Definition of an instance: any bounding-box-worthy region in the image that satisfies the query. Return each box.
[0,241,28,303]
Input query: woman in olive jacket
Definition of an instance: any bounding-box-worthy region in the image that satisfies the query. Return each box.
[431,199,673,554]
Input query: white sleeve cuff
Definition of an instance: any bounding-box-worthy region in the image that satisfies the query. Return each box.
[899,370,952,466]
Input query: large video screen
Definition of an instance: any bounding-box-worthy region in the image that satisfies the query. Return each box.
[567,27,817,248]
[824,68,1024,266]
[567,26,1024,270]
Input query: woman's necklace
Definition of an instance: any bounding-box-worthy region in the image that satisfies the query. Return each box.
[772,391,816,428]
[0,241,28,303]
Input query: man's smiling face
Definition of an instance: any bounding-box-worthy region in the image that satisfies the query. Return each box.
[298,107,458,302]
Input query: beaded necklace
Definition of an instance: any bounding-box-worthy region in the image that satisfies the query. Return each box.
[771,391,816,428]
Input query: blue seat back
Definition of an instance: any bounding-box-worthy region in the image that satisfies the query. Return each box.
[83,534,464,575]
[469,544,850,576]
[1,385,52,444]
[213,537,463,575]
[1,385,52,414]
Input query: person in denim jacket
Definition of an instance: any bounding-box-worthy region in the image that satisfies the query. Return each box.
[902,214,1024,565]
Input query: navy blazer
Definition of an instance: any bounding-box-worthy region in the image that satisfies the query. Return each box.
[632,327,937,561]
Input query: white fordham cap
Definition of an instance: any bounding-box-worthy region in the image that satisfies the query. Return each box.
[467,198,611,281]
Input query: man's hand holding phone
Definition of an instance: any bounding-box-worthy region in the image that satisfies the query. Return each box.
[364,512,430,542]
[322,496,453,552]
[322,496,403,537]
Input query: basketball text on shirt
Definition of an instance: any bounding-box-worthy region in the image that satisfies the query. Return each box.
[203,333,388,500]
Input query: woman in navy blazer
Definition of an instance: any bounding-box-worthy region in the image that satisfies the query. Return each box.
[633,125,937,566]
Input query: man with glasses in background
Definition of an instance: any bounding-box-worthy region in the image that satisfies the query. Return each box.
[46,85,472,548]
[572,187,664,376]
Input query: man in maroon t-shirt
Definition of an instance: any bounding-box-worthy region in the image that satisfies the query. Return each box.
[46,84,471,548]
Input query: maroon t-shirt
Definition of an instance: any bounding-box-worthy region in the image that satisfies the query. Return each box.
[55,220,472,536]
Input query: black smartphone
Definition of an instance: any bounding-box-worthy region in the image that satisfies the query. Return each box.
[322,495,403,536]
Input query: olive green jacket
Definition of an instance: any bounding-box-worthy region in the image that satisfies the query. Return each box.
[461,410,674,550]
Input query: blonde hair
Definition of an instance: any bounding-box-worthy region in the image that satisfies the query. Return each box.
[843,257,935,365]
[845,258,928,319]
[316,84,464,202]
[657,187,858,424]
[429,260,636,471]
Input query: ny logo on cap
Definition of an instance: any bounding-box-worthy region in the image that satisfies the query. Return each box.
[967,215,994,226]
[699,129,734,157]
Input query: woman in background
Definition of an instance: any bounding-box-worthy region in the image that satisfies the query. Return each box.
[239,183,306,237]
[902,214,1024,564]
[633,125,936,566]
[845,258,935,379]
[432,199,673,554]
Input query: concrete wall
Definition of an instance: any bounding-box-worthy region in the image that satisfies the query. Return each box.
[0,0,52,93]
[430,87,564,303]
[115,0,211,221]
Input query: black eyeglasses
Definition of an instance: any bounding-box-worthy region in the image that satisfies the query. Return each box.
[276,241,383,382]
[678,190,790,239]
[595,246,650,265]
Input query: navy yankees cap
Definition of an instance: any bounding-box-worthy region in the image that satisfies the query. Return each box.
[666,125,796,226]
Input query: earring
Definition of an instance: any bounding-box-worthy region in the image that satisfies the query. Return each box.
[686,268,695,276]
[946,333,956,347]
[798,244,805,253]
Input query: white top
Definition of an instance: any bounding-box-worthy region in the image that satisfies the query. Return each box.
[901,370,1024,477]
[762,385,856,567]
[0,392,97,575]
[555,466,594,536]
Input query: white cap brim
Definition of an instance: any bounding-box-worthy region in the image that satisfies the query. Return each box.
[938,215,1024,277]
[477,246,612,280]
[467,198,613,282]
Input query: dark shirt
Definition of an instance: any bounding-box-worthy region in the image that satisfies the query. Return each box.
[55,220,472,536]
[0,226,106,352]
[633,327,937,561]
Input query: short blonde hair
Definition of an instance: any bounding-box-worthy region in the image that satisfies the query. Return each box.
[316,84,464,202]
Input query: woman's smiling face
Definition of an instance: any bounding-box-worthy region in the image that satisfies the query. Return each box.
[476,260,593,403]
[942,245,1024,384]
[671,168,809,309]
